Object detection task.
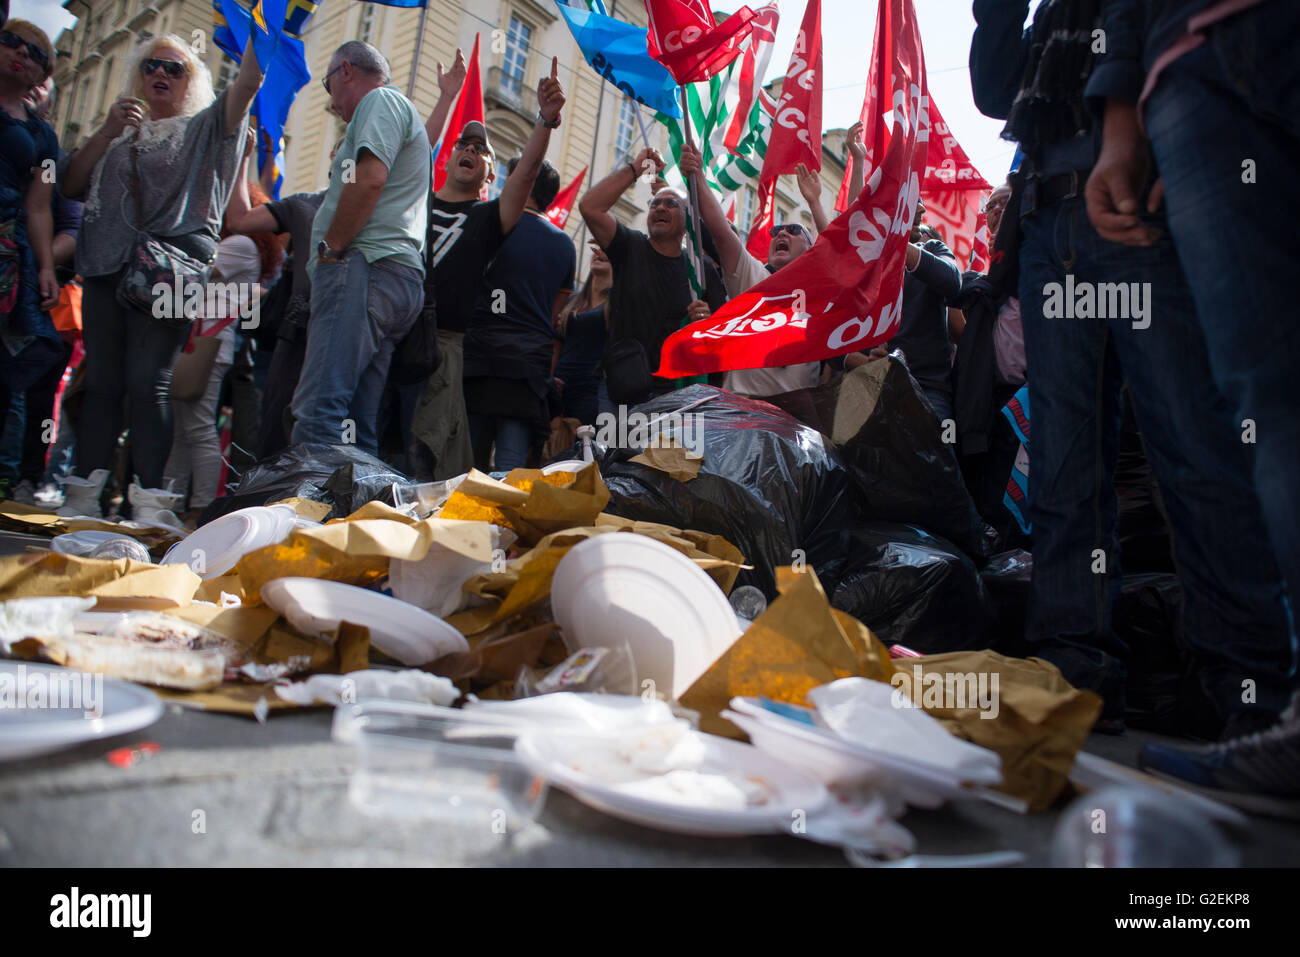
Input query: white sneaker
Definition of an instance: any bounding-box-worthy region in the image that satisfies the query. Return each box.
[56,469,110,518]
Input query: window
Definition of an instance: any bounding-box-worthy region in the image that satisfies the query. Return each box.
[500,16,531,99]
[615,96,636,156]
[96,58,115,123]
[738,186,755,233]
[484,158,509,200]
[359,4,376,46]
[216,53,237,92]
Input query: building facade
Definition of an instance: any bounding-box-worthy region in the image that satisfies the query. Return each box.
[49,0,848,275]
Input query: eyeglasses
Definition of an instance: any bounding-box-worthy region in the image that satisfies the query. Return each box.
[0,31,49,72]
[453,139,492,157]
[321,62,346,94]
[649,195,683,210]
[769,223,812,243]
[141,58,187,79]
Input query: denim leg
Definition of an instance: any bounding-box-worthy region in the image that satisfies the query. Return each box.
[491,417,533,471]
[468,413,495,472]
[1065,199,1295,722]
[1018,203,1125,660]
[596,378,616,420]
[348,259,423,455]
[291,251,374,447]
[1145,15,1300,640]
[921,387,954,427]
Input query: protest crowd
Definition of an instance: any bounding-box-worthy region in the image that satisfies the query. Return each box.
[0,0,1297,863]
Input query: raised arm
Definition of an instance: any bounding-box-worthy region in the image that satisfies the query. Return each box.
[680,142,742,275]
[225,36,266,136]
[225,129,280,234]
[795,162,829,234]
[579,146,663,249]
[498,57,565,235]
[424,49,467,147]
[845,120,866,206]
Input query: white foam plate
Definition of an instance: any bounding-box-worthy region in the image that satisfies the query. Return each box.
[0,661,164,762]
[541,460,589,476]
[516,728,827,836]
[160,506,290,578]
[260,577,469,665]
[550,534,740,700]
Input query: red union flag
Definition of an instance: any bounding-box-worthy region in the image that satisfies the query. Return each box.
[643,0,758,84]
[546,166,587,230]
[921,187,990,273]
[722,1,781,155]
[658,0,929,377]
[432,34,484,192]
[747,0,823,260]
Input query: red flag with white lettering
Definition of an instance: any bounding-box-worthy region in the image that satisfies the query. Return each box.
[432,34,484,193]
[643,0,758,84]
[920,187,990,273]
[723,2,781,154]
[546,166,587,230]
[657,0,929,378]
[746,0,823,260]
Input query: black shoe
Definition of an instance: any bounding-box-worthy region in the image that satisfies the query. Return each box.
[1033,643,1127,734]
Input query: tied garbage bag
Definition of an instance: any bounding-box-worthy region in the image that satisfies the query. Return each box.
[596,386,857,597]
[828,523,994,654]
[763,359,990,562]
[201,444,409,525]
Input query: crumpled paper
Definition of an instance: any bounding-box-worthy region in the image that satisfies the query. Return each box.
[629,440,703,482]
[439,464,610,545]
[275,668,459,707]
[682,566,1100,811]
[0,552,200,607]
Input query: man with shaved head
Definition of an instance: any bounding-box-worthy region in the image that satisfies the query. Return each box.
[579,146,726,410]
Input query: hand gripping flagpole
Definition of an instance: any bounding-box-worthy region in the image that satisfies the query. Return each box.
[678,85,706,299]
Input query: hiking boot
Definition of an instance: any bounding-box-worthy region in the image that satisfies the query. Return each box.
[1139,692,1300,810]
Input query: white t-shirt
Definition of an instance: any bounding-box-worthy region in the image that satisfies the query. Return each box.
[719,251,821,397]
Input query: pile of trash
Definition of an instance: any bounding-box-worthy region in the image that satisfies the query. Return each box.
[1,365,1198,862]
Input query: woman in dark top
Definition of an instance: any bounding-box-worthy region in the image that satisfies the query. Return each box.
[554,243,611,427]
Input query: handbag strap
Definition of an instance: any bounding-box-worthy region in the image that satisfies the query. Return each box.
[182,315,238,353]
[129,136,145,232]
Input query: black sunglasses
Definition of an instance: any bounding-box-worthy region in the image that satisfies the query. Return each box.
[453,138,491,157]
[322,62,345,94]
[0,31,49,72]
[141,58,187,79]
[770,223,812,243]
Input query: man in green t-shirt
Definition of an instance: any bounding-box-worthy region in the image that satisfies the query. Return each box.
[290,40,430,453]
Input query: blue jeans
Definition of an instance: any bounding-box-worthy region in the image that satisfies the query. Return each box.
[1144,7,1300,649]
[291,251,423,454]
[1018,196,1293,721]
[468,414,532,472]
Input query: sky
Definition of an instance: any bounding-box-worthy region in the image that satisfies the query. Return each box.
[14,0,1028,185]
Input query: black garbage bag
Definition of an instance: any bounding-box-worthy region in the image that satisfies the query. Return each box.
[980,548,1033,655]
[199,443,406,525]
[595,385,858,597]
[828,522,994,653]
[764,358,990,562]
[323,458,409,517]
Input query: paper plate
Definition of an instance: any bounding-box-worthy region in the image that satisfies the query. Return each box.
[550,534,740,700]
[0,661,164,762]
[515,728,827,836]
[541,460,589,476]
[50,530,141,557]
[160,506,291,579]
[260,578,469,665]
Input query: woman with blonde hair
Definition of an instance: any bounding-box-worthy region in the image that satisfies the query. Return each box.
[58,31,265,513]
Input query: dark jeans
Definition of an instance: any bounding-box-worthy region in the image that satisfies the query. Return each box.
[560,381,600,427]
[77,274,188,488]
[258,329,307,460]
[1144,7,1300,644]
[0,337,67,483]
[469,414,532,472]
[1018,195,1293,722]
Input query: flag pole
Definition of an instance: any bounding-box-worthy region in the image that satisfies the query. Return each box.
[678,85,706,296]
[406,1,431,99]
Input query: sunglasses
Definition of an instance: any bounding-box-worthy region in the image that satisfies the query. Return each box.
[453,139,491,157]
[141,58,187,79]
[769,223,812,243]
[0,31,49,72]
[322,62,346,94]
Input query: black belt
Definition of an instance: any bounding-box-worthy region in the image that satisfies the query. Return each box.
[1022,168,1091,217]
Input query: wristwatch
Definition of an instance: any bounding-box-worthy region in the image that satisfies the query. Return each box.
[317,240,342,261]
[536,110,561,129]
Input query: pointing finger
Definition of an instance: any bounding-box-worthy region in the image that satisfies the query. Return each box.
[551,56,559,79]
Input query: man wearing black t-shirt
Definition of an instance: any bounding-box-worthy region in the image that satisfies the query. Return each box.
[578,146,726,410]
[410,55,566,479]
